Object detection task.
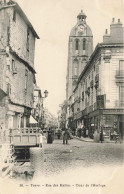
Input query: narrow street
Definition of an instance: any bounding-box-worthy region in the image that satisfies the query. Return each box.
[0,139,124,194]
[43,138,124,177]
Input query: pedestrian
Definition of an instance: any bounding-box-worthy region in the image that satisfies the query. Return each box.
[78,128,82,138]
[100,130,103,143]
[39,130,46,147]
[115,132,122,143]
[57,129,61,139]
[47,128,53,144]
[63,128,71,145]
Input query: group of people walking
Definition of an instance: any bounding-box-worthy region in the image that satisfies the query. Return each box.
[46,128,72,145]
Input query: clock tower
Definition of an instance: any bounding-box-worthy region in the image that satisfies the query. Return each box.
[66,10,93,100]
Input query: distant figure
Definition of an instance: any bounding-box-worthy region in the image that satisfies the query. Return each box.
[78,128,82,138]
[57,129,61,139]
[47,128,53,144]
[115,132,122,143]
[39,131,46,147]
[63,128,71,145]
[100,130,103,143]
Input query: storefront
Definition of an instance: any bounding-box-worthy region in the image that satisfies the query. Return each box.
[89,108,124,140]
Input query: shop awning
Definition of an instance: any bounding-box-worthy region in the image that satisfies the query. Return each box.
[0,88,7,100]
[30,116,38,124]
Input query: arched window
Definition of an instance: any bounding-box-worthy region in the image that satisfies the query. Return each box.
[75,63,78,75]
[73,59,78,75]
[75,39,79,50]
[83,39,86,50]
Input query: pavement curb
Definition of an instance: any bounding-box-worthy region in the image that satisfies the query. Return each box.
[74,136,94,143]
[73,136,123,143]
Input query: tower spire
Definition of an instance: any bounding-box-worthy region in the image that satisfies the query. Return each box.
[77,10,87,21]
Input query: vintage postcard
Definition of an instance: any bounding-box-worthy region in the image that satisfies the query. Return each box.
[0,0,124,194]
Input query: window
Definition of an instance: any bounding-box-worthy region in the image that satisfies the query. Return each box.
[75,39,79,50]
[12,59,15,70]
[27,27,30,52]
[73,59,78,76]
[13,10,16,22]
[7,27,10,44]
[119,60,124,75]
[25,69,28,90]
[83,39,86,50]
[85,79,87,90]
[119,86,124,106]
[11,59,17,74]
[119,60,124,71]
[75,63,78,75]
[96,64,99,74]
[6,83,11,95]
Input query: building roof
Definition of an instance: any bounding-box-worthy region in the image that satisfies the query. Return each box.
[0,1,39,39]
[77,10,86,19]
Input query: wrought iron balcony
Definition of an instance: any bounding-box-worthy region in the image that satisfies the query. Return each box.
[115,71,124,83]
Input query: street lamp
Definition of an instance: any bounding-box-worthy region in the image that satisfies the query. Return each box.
[44,90,48,98]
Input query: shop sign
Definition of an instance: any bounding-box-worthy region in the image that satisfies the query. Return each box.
[8,104,24,113]
[103,109,124,115]
[96,95,105,109]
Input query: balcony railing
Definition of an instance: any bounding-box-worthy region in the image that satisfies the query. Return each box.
[115,71,124,83]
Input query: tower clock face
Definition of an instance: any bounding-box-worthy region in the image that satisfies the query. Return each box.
[78,25,84,32]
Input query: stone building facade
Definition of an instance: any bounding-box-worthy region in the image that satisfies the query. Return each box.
[0,0,39,142]
[31,85,44,128]
[66,12,124,139]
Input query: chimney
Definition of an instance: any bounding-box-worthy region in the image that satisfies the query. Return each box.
[112,18,115,23]
[103,29,110,43]
[118,19,120,23]
[105,29,108,34]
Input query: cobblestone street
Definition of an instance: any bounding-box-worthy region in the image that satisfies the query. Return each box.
[43,138,124,177]
[0,139,124,194]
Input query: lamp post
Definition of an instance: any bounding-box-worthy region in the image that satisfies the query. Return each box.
[43,90,48,98]
[41,90,48,129]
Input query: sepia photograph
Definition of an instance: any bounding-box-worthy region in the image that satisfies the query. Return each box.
[0,0,124,194]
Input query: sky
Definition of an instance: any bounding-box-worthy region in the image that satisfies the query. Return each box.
[15,0,124,116]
